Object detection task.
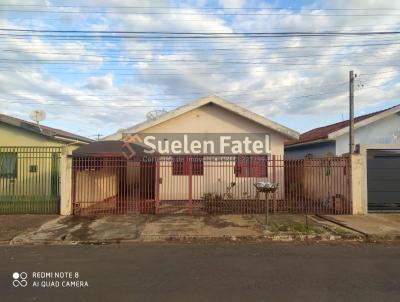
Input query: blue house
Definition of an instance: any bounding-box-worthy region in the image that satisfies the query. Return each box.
[285,104,400,158]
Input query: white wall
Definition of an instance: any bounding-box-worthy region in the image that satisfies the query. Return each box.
[131,103,288,201]
[131,103,288,156]
[335,114,400,155]
[158,158,282,201]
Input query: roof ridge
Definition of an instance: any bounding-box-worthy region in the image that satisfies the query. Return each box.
[103,95,299,140]
[286,104,399,147]
[0,113,92,143]
[303,106,393,134]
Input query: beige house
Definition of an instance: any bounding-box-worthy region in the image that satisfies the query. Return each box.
[102,95,299,204]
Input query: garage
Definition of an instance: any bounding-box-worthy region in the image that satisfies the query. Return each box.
[367,149,400,212]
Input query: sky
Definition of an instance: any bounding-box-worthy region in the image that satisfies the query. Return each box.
[0,0,399,140]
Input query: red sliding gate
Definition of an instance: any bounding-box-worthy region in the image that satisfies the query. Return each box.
[72,155,351,215]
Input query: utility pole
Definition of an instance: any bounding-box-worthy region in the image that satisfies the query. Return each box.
[349,70,355,154]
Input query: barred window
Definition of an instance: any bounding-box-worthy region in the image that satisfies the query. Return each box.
[172,156,204,175]
[0,152,17,178]
[234,155,268,177]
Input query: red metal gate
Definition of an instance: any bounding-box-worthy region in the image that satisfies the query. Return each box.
[72,155,352,215]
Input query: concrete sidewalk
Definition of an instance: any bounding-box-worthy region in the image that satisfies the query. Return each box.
[324,214,400,241]
[5,214,360,245]
[0,215,57,243]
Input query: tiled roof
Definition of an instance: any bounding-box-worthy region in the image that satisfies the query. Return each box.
[0,113,93,143]
[286,105,398,146]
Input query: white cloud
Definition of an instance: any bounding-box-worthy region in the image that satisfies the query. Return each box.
[0,0,399,135]
[84,74,114,90]
[218,0,246,9]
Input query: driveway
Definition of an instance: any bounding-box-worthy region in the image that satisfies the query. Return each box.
[325,214,400,239]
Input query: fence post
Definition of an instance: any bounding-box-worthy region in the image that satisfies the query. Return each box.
[272,155,277,214]
[351,153,365,214]
[188,157,193,214]
[60,146,73,215]
[155,158,160,214]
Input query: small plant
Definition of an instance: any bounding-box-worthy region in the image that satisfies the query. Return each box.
[202,192,222,201]
[223,182,236,200]
[269,222,321,234]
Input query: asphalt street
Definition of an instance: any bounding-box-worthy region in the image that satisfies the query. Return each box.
[1,243,399,302]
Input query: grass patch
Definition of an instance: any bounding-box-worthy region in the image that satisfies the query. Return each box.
[0,196,59,214]
[332,227,352,236]
[269,222,322,234]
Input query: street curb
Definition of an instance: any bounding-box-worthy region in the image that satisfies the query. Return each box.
[8,233,367,245]
[314,214,369,238]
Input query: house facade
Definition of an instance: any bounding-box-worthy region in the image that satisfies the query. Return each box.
[100,95,299,206]
[0,113,92,214]
[285,104,400,158]
[284,105,400,212]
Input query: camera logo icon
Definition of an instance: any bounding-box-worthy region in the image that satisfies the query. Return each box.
[12,272,28,287]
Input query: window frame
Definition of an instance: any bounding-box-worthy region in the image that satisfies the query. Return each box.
[0,152,18,179]
[234,155,268,178]
[172,156,204,176]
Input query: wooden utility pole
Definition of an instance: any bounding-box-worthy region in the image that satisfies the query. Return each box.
[349,70,355,154]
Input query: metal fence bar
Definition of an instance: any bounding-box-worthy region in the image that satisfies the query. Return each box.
[71,154,352,216]
[0,146,61,214]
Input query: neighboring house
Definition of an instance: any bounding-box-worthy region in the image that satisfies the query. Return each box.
[0,113,92,214]
[0,113,92,147]
[98,95,299,204]
[285,104,400,158]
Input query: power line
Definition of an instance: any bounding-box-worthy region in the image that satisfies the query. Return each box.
[2,34,398,45]
[1,75,394,103]
[0,90,343,108]
[1,30,400,39]
[1,83,349,102]
[0,82,393,108]
[2,29,400,35]
[7,14,400,26]
[1,48,397,62]
[0,65,397,73]
[0,80,349,98]
[0,58,397,68]
[1,39,398,48]
[1,9,400,16]
[1,4,399,11]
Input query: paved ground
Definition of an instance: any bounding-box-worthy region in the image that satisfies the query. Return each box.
[325,214,400,239]
[0,215,57,243]
[9,214,339,244]
[1,243,400,302]
[5,214,400,245]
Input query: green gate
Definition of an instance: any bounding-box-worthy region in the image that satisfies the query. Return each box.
[0,147,62,214]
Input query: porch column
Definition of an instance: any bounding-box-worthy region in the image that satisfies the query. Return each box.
[60,146,73,215]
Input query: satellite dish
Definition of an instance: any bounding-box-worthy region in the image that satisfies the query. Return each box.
[146,109,167,121]
[30,110,46,124]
